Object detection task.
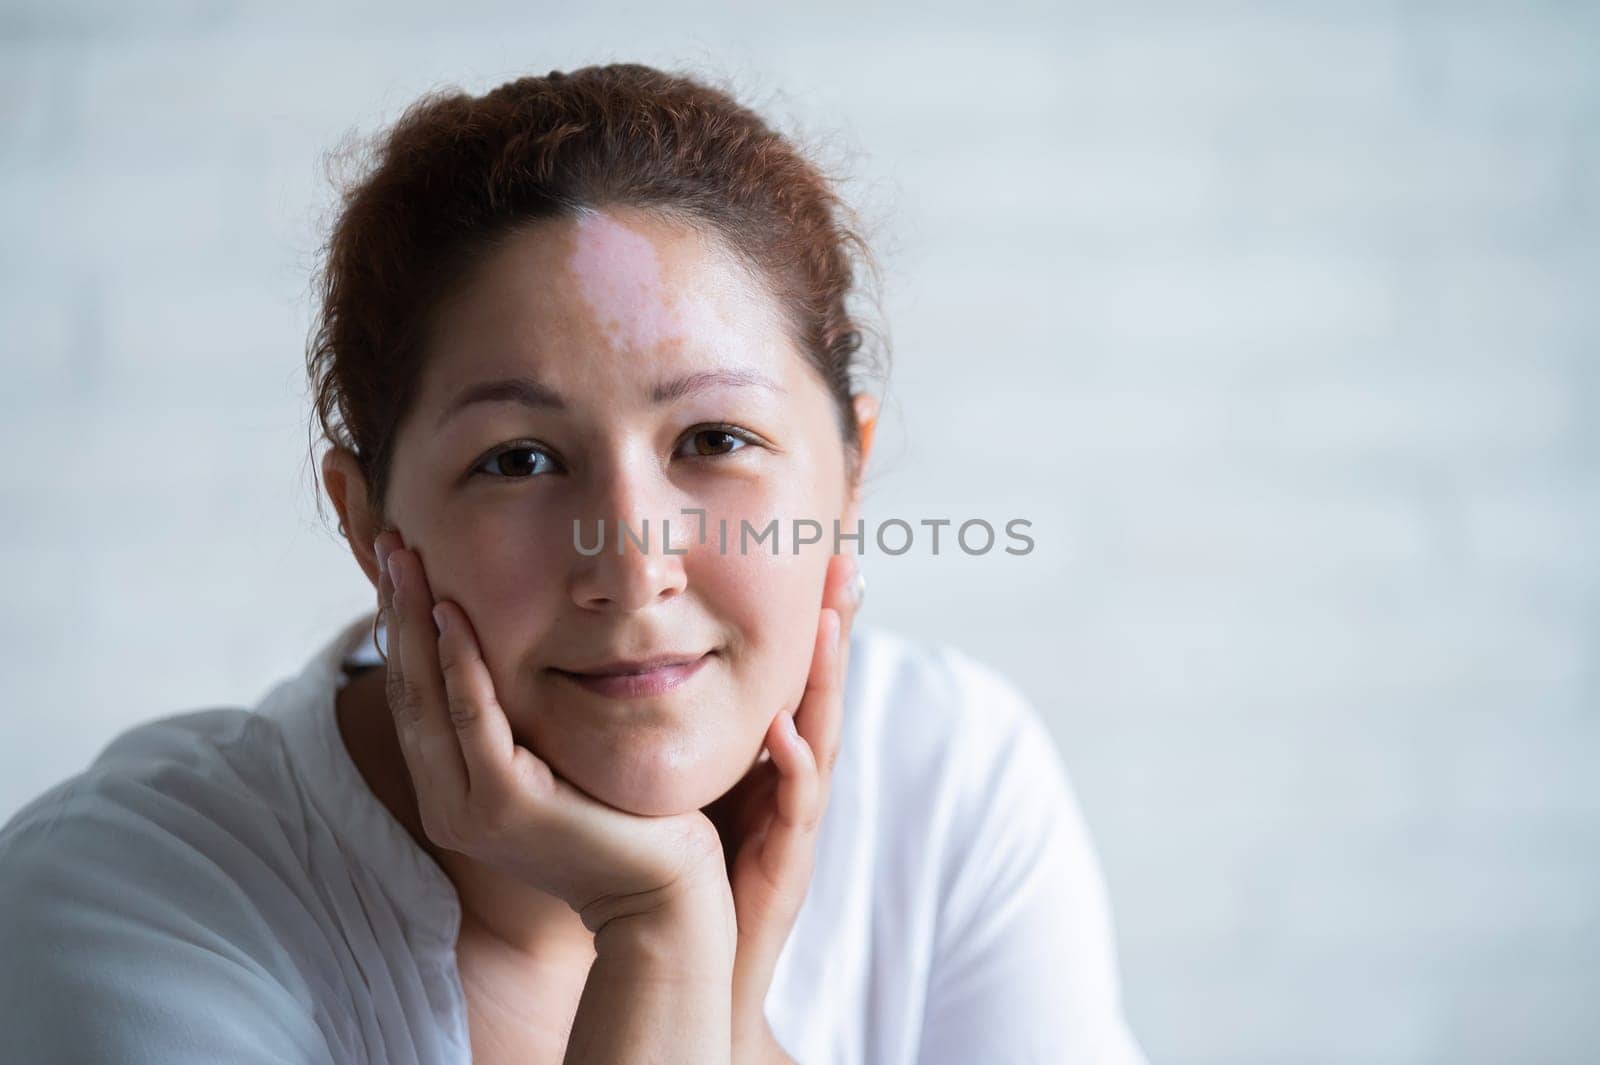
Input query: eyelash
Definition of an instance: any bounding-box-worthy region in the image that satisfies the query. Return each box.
[470,424,763,481]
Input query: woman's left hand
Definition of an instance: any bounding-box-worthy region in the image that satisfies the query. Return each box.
[707,551,864,1064]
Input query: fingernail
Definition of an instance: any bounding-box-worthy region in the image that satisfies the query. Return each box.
[374,537,389,575]
[849,567,866,605]
[387,551,404,591]
[431,605,448,638]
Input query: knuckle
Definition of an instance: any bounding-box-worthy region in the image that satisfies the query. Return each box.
[437,655,485,730]
[446,694,480,730]
[386,679,423,728]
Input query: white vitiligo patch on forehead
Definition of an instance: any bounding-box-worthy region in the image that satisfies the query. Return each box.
[564,209,740,358]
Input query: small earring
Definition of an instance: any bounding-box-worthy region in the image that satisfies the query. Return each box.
[850,567,867,606]
[338,520,349,538]
[371,607,388,664]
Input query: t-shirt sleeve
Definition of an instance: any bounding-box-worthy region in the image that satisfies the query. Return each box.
[0,769,340,1064]
[915,666,1147,1065]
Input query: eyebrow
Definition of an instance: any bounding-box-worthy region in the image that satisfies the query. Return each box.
[435,367,788,429]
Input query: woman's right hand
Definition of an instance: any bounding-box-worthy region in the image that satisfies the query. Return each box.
[374,530,732,940]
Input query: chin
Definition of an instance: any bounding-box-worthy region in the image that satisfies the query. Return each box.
[565,764,733,817]
[541,730,746,817]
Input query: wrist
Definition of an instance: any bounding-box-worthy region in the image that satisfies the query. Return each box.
[591,870,736,979]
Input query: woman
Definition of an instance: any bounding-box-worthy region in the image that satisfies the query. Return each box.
[0,63,1145,1064]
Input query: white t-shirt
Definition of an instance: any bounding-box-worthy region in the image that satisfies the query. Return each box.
[0,612,1146,1064]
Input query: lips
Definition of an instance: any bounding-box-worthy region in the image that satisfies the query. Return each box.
[553,652,712,700]
[561,653,708,677]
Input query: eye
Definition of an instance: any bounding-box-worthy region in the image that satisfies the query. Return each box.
[470,425,762,482]
[677,424,760,459]
[471,441,559,480]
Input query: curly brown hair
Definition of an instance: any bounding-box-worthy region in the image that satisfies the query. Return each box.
[303,62,890,527]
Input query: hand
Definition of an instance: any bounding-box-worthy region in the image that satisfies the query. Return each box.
[707,551,864,1061]
[375,530,731,939]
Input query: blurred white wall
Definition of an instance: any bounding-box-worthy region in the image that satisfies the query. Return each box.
[2,2,1596,1062]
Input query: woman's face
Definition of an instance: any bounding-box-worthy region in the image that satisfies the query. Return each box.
[369,206,866,816]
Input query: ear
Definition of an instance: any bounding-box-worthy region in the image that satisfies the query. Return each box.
[842,392,880,529]
[853,392,879,476]
[321,446,386,590]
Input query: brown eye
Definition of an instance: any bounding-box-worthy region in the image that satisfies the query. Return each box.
[677,425,756,459]
[473,443,558,480]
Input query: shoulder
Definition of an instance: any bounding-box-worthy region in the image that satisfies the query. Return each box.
[845,623,1100,915]
[0,709,332,1062]
[845,622,1056,793]
[842,623,1081,896]
[0,703,306,915]
[0,706,304,864]
[845,630,1145,1061]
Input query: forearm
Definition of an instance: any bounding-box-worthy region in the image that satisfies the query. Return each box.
[565,888,737,1065]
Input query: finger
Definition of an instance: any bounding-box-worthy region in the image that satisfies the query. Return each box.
[755,700,823,887]
[376,535,431,796]
[826,555,861,782]
[765,703,820,826]
[795,556,856,784]
[772,607,838,828]
[430,599,520,802]
[386,543,469,800]
[827,551,862,681]
[825,550,864,767]
[737,767,780,839]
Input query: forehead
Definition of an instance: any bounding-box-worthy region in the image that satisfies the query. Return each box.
[419,207,798,402]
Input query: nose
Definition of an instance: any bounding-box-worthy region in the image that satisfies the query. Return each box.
[567,458,689,613]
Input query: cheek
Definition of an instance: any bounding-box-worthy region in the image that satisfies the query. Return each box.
[700,544,816,639]
[659,468,842,710]
[410,510,572,674]
[689,535,828,718]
